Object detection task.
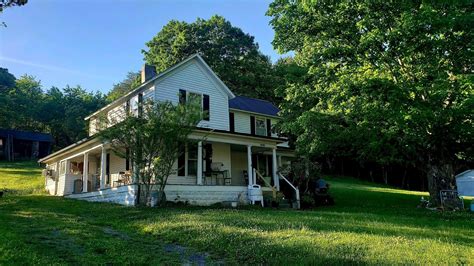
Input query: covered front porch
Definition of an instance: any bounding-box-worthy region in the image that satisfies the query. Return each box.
[47,131,296,206]
[49,143,130,196]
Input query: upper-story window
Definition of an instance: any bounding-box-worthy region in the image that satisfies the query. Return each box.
[179,89,210,121]
[255,118,267,136]
[250,115,272,137]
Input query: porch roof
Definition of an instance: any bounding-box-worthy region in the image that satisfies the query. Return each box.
[38,126,289,164]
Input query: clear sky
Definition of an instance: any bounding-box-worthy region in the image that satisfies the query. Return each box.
[0,0,282,94]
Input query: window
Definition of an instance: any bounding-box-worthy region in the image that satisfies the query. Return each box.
[255,118,267,136]
[179,90,210,121]
[177,143,198,177]
[187,143,198,176]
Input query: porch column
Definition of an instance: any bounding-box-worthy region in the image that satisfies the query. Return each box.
[197,141,203,185]
[65,159,71,175]
[100,145,106,189]
[272,148,279,190]
[247,145,253,185]
[82,152,89,193]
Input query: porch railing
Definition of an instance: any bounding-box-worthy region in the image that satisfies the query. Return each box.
[278,172,300,209]
[253,168,277,200]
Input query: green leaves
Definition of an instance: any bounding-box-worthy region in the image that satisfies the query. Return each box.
[142,15,276,101]
[99,100,202,201]
[268,1,473,194]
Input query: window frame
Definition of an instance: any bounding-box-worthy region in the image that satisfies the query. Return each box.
[180,90,209,121]
[186,143,198,177]
[255,117,267,136]
[178,143,199,177]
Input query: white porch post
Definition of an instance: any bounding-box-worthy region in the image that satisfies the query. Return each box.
[65,159,71,175]
[197,141,203,185]
[100,145,106,189]
[247,145,253,186]
[82,152,89,193]
[272,148,279,190]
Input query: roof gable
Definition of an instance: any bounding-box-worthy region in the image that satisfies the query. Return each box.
[85,54,235,120]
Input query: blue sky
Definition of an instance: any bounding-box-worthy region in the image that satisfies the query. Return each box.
[0,0,282,94]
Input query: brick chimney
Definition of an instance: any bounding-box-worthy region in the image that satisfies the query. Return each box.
[141,64,157,83]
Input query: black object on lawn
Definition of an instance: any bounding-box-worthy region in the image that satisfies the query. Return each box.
[312,178,335,206]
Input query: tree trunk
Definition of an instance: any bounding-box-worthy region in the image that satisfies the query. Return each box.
[401,167,407,189]
[382,166,388,185]
[426,163,455,207]
[326,157,334,174]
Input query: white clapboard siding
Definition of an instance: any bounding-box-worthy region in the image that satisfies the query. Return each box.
[212,142,232,175]
[233,110,280,137]
[57,175,66,196]
[45,177,56,194]
[107,103,127,126]
[60,174,82,195]
[234,111,251,134]
[108,152,127,185]
[230,150,248,186]
[89,118,99,136]
[154,60,230,131]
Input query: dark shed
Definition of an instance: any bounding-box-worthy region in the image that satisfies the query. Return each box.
[0,129,54,161]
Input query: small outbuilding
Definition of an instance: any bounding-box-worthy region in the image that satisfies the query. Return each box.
[456,170,474,197]
[0,129,54,161]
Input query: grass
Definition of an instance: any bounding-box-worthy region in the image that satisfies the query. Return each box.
[0,161,473,264]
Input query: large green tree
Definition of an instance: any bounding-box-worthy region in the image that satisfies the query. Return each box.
[268,1,473,206]
[143,15,276,100]
[0,72,107,149]
[100,101,202,206]
[106,71,140,102]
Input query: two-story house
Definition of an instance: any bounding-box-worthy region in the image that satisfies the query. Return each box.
[38,54,297,206]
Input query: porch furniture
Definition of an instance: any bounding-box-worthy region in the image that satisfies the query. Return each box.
[114,171,132,187]
[440,190,464,210]
[205,162,231,185]
[248,184,264,207]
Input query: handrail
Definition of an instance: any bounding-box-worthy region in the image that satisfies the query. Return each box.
[278,172,300,209]
[253,168,277,199]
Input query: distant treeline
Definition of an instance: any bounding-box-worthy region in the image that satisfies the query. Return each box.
[0,69,107,149]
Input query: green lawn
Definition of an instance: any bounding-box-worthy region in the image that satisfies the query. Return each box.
[0,161,473,264]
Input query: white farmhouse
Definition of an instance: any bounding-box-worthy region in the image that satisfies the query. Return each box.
[39,54,296,207]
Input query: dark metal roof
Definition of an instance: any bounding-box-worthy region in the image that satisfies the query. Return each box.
[229,96,280,116]
[0,129,54,142]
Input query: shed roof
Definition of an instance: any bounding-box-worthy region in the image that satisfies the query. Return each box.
[0,129,54,142]
[229,96,279,117]
[456,170,474,179]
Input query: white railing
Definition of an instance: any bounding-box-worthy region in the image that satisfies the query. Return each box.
[253,168,277,199]
[278,173,300,209]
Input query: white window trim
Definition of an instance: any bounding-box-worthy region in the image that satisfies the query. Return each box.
[255,116,267,136]
[184,143,198,177]
[184,90,209,121]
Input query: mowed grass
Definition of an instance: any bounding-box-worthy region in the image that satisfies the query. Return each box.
[0,161,473,264]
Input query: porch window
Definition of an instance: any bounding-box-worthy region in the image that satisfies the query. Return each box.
[187,143,198,176]
[177,143,198,177]
[255,118,267,136]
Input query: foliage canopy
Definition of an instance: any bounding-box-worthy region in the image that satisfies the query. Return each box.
[268,1,473,205]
